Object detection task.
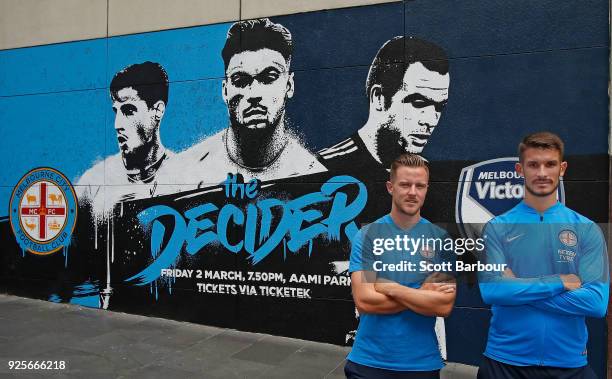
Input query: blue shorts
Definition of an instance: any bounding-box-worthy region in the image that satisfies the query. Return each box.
[477,356,596,379]
[344,360,440,379]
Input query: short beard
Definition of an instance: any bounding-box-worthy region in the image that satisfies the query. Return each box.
[375,120,408,169]
[121,139,156,171]
[228,105,285,169]
[525,181,558,198]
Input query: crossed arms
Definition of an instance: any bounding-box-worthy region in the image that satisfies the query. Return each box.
[351,271,456,317]
[479,223,609,318]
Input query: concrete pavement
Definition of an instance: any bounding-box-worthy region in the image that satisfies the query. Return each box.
[0,294,477,378]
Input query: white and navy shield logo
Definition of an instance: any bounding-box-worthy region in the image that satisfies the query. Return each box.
[559,230,578,247]
[456,157,565,238]
[9,168,78,255]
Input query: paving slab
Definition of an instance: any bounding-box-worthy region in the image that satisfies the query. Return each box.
[0,294,477,378]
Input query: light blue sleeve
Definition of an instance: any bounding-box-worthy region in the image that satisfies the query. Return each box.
[479,222,565,306]
[349,228,373,273]
[530,223,609,317]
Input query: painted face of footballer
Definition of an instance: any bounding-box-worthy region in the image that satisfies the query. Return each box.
[387,166,429,217]
[223,48,294,131]
[517,147,567,197]
[112,87,158,160]
[387,62,449,154]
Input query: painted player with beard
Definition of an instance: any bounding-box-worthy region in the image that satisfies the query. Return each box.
[317,36,450,178]
[76,61,172,217]
[161,18,324,190]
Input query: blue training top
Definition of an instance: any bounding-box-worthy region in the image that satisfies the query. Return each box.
[479,201,609,368]
[348,214,454,371]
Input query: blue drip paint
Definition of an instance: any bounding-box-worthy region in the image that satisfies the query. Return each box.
[151,221,164,258]
[283,238,287,261]
[308,240,313,257]
[21,248,25,257]
[63,238,73,267]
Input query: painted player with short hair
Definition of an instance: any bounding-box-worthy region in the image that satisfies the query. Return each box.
[77,61,172,216]
[161,18,324,189]
[318,36,450,177]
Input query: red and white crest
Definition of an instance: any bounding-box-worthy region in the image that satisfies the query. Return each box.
[19,181,67,242]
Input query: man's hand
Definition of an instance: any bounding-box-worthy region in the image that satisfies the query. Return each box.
[503,268,516,278]
[420,281,456,294]
[560,274,581,291]
[421,272,456,294]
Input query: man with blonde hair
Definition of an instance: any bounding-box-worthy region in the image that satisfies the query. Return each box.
[347,153,456,378]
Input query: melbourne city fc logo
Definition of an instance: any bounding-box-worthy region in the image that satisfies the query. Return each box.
[559,230,578,247]
[420,246,436,259]
[456,157,565,238]
[9,168,78,255]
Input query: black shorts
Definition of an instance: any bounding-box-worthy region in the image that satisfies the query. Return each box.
[477,356,597,379]
[344,360,440,379]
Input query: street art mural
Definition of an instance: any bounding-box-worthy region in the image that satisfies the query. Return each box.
[0,1,609,375]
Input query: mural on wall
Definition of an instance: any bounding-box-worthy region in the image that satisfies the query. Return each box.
[0,1,609,374]
[318,35,449,176]
[76,61,173,217]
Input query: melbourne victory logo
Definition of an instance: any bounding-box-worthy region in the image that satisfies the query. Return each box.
[456,158,565,238]
[9,168,78,255]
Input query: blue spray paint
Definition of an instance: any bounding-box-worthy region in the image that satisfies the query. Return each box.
[126,175,367,286]
[125,205,187,284]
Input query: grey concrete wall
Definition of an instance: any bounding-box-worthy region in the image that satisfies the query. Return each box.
[0,0,401,50]
[240,0,401,19]
[0,0,107,50]
[108,0,240,37]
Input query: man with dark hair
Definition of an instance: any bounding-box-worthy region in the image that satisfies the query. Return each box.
[347,153,456,378]
[478,132,608,378]
[221,18,293,70]
[318,36,450,178]
[77,61,172,216]
[165,18,324,188]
